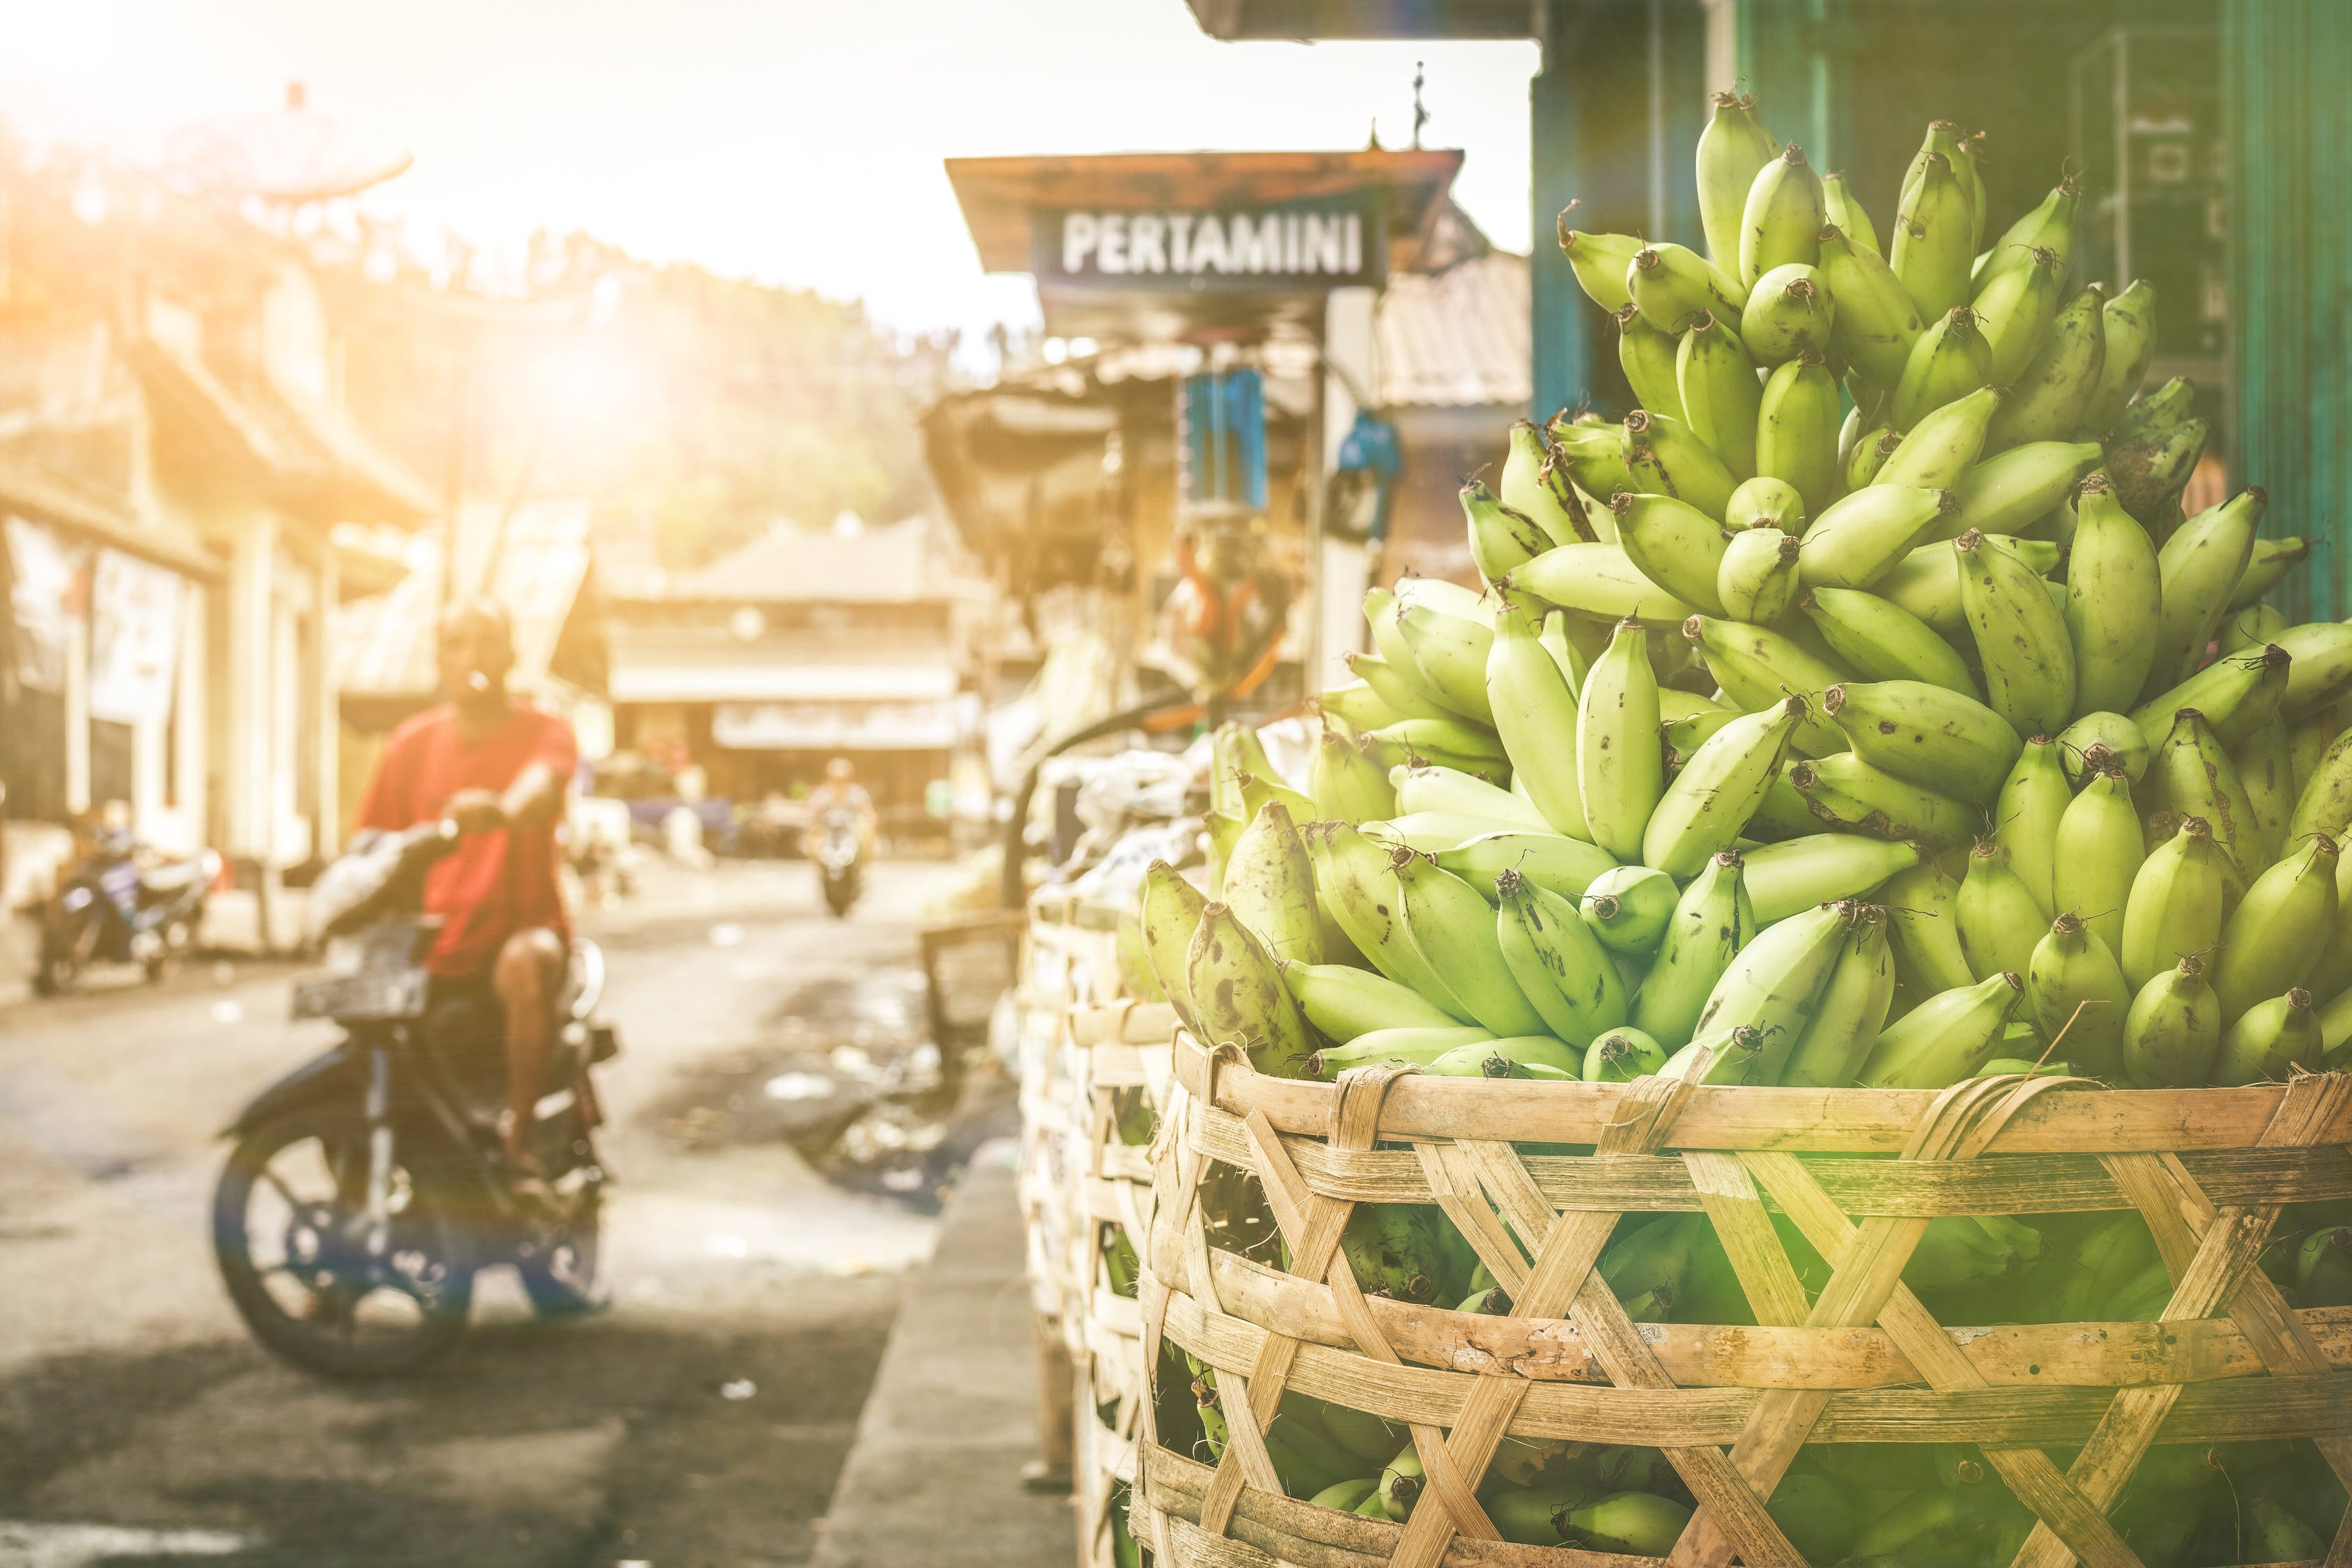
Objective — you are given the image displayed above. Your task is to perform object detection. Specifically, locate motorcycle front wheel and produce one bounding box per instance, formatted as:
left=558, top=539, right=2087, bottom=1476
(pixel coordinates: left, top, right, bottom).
left=518, top=1178, right=605, bottom=1319
left=33, top=912, right=94, bottom=996
left=213, top=1109, right=474, bottom=1378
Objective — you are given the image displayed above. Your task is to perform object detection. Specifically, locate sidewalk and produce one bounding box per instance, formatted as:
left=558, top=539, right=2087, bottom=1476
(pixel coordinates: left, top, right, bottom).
left=811, top=1135, right=1072, bottom=1567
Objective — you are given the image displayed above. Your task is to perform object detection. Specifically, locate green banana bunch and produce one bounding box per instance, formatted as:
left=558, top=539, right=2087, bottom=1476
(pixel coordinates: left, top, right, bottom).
left=1282, top=962, right=1463, bottom=1042
left=1484, top=598, right=1589, bottom=839
left=2142, top=709, right=2265, bottom=889
left=1142, top=861, right=1208, bottom=1033
left=1434, top=831, right=1616, bottom=905
left=1882, top=861, right=1977, bottom=996
left=2209, top=834, right=2337, bottom=1022
left=1955, top=528, right=2075, bottom=740
left=2229, top=535, right=2309, bottom=611
left=1677, top=311, right=1762, bottom=478
left=1309, top=1025, right=1496, bottom=1076
left=1781, top=904, right=1898, bottom=1087
left=1394, top=601, right=1498, bottom=725
left=1971, top=244, right=2063, bottom=384
left=1741, top=833, right=1922, bottom=924
left=1187, top=902, right=1317, bottom=1077
left=1803, top=587, right=1978, bottom=695
left=1891, top=150, right=1976, bottom=321
left=1817, top=222, right=1923, bottom=387
left=1461, top=480, right=1552, bottom=587
left=2132, top=642, right=2290, bottom=754
left=1494, top=868, right=1630, bottom=1046
left=1822, top=679, right=2019, bottom=804
left=2080, top=279, right=2158, bottom=436
left=1581, top=864, right=1680, bottom=953
left=2119, top=816, right=2230, bottom=989
left=1891, top=306, right=1992, bottom=429
left=1507, top=541, right=1700, bottom=626
left=1623, top=408, right=1739, bottom=521
left=1500, top=420, right=1590, bottom=548
left=1957, top=841, right=2046, bottom=983
left=1875, top=384, right=2001, bottom=493
left=2122, top=953, right=2222, bottom=1087
left=1390, top=848, right=1550, bottom=1037
left=1626, top=242, right=1746, bottom=335
left=1311, top=724, right=1397, bottom=822
left=2147, top=486, right=2265, bottom=691
left=2063, top=477, right=2163, bottom=714
left=2052, top=757, right=2145, bottom=960
left=1717, top=525, right=1802, bottom=624
left=1948, top=440, right=2104, bottom=538
left=2024, top=911, right=2130, bottom=1079
left=1696, top=91, right=1778, bottom=274
left=1796, top=485, right=1957, bottom=591
left=1690, top=896, right=1852, bottom=1068
left=1307, top=821, right=1466, bottom=1008
left=1822, top=169, right=1877, bottom=254
left=1224, top=801, right=1322, bottom=965
left=1994, top=735, right=2070, bottom=915
left=1791, top=754, right=1976, bottom=847
left=1643, top=697, right=1806, bottom=875
left=1576, top=618, right=1665, bottom=861
left=1613, top=492, right=1732, bottom=614
left=1739, top=144, right=1825, bottom=287
left=1755, top=352, right=1843, bottom=517
left=1741, top=263, right=1835, bottom=364
left=1988, top=284, right=2106, bottom=449
left=1856, top=970, right=2024, bottom=1088
left=2215, top=986, right=2321, bottom=1086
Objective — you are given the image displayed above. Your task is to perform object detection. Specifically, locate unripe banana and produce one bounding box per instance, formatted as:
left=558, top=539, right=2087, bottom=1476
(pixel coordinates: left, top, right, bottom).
left=1660, top=1024, right=1769, bottom=1084
left=2082, top=279, right=2158, bottom=436
left=2111, top=416, right=2210, bottom=528
left=1817, top=223, right=1923, bottom=388
left=1695, top=93, right=1778, bottom=275
left=1981, top=174, right=2083, bottom=289
left=1212, top=719, right=1277, bottom=817
left=1424, top=1036, right=1586, bottom=1079
left=1575, top=618, right=1665, bottom=861
left=1819, top=679, right=2017, bottom=804
left=1900, top=121, right=1985, bottom=252
left=1611, top=492, right=1731, bottom=614
left=2057, top=713, right=2151, bottom=784
left=1614, top=302, right=1685, bottom=423
left=1891, top=151, right=1975, bottom=322
left=2120, top=816, right=2231, bottom=988
left=2215, top=987, right=2322, bottom=1086
left=2025, top=912, right=2131, bottom=1079
left=1309, top=1025, right=1497, bottom=1077
left=1792, top=753, right=1977, bottom=847
left=1557, top=204, right=1644, bottom=314
left=1462, top=480, right=1552, bottom=587
left=1282, top=961, right=1464, bottom=1043
left=2231, top=721, right=2297, bottom=861
left=1625, top=243, right=1745, bottom=335
left=1753, top=353, right=1842, bottom=518
left=1393, top=603, right=1498, bottom=725
left=2142, top=709, right=2265, bottom=891
left=2230, top=535, right=2309, bottom=612
left=2132, top=642, right=2289, bottom=753
left=1717, top=525, right=1802, bottom=624
left=2052, top=759, right=2145, bottom=960
left=1739, top=144, right=1826, bottom=288
left=1821, top=169, right=1878, bottom=254
left=1891, top=307, right=1993, bottom=429
left=1874, top=530, right=2058, bottom=633
left=1631, top=852, right=1755, bottom=1047
left=1506, top=542, right=1699, bottom=627
left=1955, top=529, right=2075, bottom=739
left=1881, top=860, right=1976, bottom=995
left=1622, top=408, right=1738, bottom=521
left=1949, top=440, right=2105, bottom=538
left=1778, top=904, right=1897, bottom=1088
left=1873, top=384, right=2004, bottom=496
left=1188, top=902, right=1318, bottom=1077
left=2271, top=621, right=2352, bottom=722
left=1988, top=284, right=2107, bottom=449
left=1496, top=868, right=1629, bottom=1047
left=1675, top=312, right=1762, bottom=478
left=1644, top=696, right=1806, bottom=875
left=1740, top=834, right=1923, bottom=924
left=2210, top=835, right=2337, bottom=1024
left=1306, top=821, right=1467, bottom=1010
left=2115, top=375, right=2197, bottom=443
left=1540, top=607, right=1598, bottom=690
left=2122, top=953, right=2222, bottom=1088
left=1344, top=651, right=1451, bottom=725
left=1501, top=419, right=1589, bottom=549
left=1739, top=263, right=1835, bottom=366
left=1391, top=847, right=1551, bottom=1038
left=1317, top=679, right=1401, bottom=735
left=1725, top=475, right=1807, bottom=534
left=1971, top=244, right=2063, bottom=384
left=1375, top=811, right=1523, bottom=851
left=1580, top=864, right=1679, bottom=954
left=1364, top=718, right=1508, bottom=778
left=1564, top=1491, right=1694, bottom=1558
left=1392, top=762, right=1542, bottom=829
left=1691, top=898, right=1852, bottom=1073
left=1802, top=587, right=1978, bottom=695
left=2222, top=597, right=2289, bottom=652
left=2149, top=486, right=2266, bottom=691
left=1957, top=841, right=2046, bottom=983
left=1224, top=801, right=1323, bottom=964
left=1994, top=735, right=2070, bottom=914
left=2289, top=726, right=2352, bottom=845
left=1585, top=1025, right=1670, bottom=1081
left=1550, top=421, right=1638, bottom=512
left=1432, top=830, right=1617, bottom=906
left=1204, top=808, right=1243, bottom=893
left=1682, top=615, right=1852, bottom=753
left=2058, top=477, right=2164, bottom=714
left=1311, top=724, right=1397, bottom=822
left=1796, top=485, right=1957, bottom=591
left=1857, top=970, right=2023, bottom=1089
left=1484, top=597, right=1589, bottom=839
left=1142, top=860, right=1209, bottom=1033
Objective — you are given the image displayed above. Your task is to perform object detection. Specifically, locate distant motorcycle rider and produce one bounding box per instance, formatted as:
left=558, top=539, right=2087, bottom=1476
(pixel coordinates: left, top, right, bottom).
left=801, top=757, right=878, bottom=857
left=355, top=599, right=577, bottom=1181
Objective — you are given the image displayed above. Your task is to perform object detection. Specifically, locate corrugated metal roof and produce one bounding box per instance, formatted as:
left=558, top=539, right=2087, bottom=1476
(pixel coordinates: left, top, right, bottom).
left=601, top=515, right=981, bottom=605
left=1376, top=249, right=1530, bottom=409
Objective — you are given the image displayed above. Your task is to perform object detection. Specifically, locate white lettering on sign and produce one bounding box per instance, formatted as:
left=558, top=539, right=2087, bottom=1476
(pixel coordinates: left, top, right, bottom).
left=1063, top=211, right=1098, bottom=272
left=1169, top=214, right=1194, bottom=270
left=1130, top=213, right=1167, bottom=272
left=1052, top=209, right=1366, bottom=279
left=1189, top=214, right=1227, bottom=273
left=1099, top=213, right=1128, bottom=273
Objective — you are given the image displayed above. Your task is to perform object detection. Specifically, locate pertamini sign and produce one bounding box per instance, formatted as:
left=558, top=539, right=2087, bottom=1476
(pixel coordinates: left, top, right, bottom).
left=1031, top=199, right=1383, bottom=291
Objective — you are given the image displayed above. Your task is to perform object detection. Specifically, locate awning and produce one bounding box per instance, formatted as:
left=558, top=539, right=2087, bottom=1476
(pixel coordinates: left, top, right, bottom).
left=713, top=700, right=956, bottom=751
left=608, top=662, right=959, bottom=705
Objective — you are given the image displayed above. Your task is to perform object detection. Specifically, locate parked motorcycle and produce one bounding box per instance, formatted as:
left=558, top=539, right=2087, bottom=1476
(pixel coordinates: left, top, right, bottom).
left=815, top=803, right=863, bottom=917
left=34, top=823, right=220, bottom=994
left=210, top=820, right=617, bottom=1377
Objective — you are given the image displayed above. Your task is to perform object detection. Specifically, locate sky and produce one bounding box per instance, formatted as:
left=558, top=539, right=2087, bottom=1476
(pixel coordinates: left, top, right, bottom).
left=0, top=0, right=1539, bottom=346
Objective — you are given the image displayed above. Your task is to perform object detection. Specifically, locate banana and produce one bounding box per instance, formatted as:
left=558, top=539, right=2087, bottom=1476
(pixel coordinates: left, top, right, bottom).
left=2147, top=486, right=2266, bottom=690
left=1802, top=587, right=1978, bottom=695
left=1500, top=421, right=1586, bottom=548
left=1742, top=834, right=1921, bottom=924
left=1875, top=384, right=2003, bottom=493
left=1821, top=169, right=1877, bottom=254
left=2059, top=477, right=2165, bottom=714
left=1874, top=531, right=2059, bottom=634
left=1971, top=243, right=2063, bottom=384
left=1211, top=719, right=1275, bottom=817
left=1462, top=480, right=1553, bottom=587
left=1882, top=860, right=1977, bottom=995
left=1716, top=526, right=1803, bottom=624
left=1237, top=769, right=1322, bottom=829
left=1956, top=528, right=2075, bottom=740
left=1551, top=420, right=1638, bottom=512
left=1644, top=697, right=1806, bottom=875
left=1309, top=1026, right=1497, bottom=1076
left=1613, top=302, right=1686, bottom=423
left=1626, top=242, right=1745, bottom=335
left=2247, top=1500, right=2329, bottom=1565
left=1696, top=92, right=1778, bottom=272
left=1675, top=312, right=1762, bottom=477
left=1611, top=492, right=1731, bottom=614
left=1949, top=440, right=2105, bottom=538
left=1187, top=903, right=1318, bottom=1077
left=2229, top=535, right=2309, bottom=611
left=1891, top=151, right=1975, bottom=322
left=1374, top=811, right=1526, bottom=850
left=1857, top=970, right=2024, bottom=1087
left=1576, top=618, right=1665, bottom=861
left=1580, top=864, right=1680, bottom=954
left=2082, top=279, right=2158, bottom=436
left=1796, top=485, right=1957, bottom=591
left=2272, top=619, right=2352, bottom=723
left=2216, top=988, right=2323, bottom=1087
left=1981, top=173, right=2082, bottom=288
left=1434, top=831, right=1617, bottom=905
left=1307, top=1478, right=1382, bottom=1515
left=1585, top=1026, right=1670, bottom=1081
left=1224, top=801, right=1323, bottom=964
left=2122, top=954, right=2222, bottom=1087
left=2024, top=912, right=2131, bottom=1079
left=2231, top=721, right=2297, bottom=861
left=1394, top=603, right=1498, bottom=724
left=1345, top=651, right=1452, bottom=725
left=2210, top=835, right=2338, bottom=1024
left=1541, top=607, right=1598, bottom=690
left=2119, top=815, right=2231, bottom=988
left=1390, top=847, right=1551, bottom=1038
left=1957, top=841, right=2047, bottom=983
left=1558, top=212, right=1645, bottom=316
left=2058, top=712, right=2152, bottom=784
left=1507, top=541, right=1700, bottom=627
left=1739, top=145, right=1826, bottom=290
left=1739, top=263, right=1836, bottom=365
left=1307, top=822, right=1468, bottom=1010
left=1989, top=284, right=2107, bottom=449
left=1282, top=961, right=1463, bottom=1041
left=2222, top=604, right=2289, bottom=657
left=1204, top=808, right=1243, bottom=893
left=1629, top=853, right=1755, bottom=1047
left=1425, top=1036, right=1585, bottom=1079
left=1822, top=679, right=2020, bottom=802
left=1817, top=222, right=1924, bottom=388
left=1563, top=1492, right=1693, bottom=1558
left=1683, top=615, right=1852, bottom=753
left=1993, top=734, right=2069, bottom=914
left=2052, top=758, right=2145, bottom=960
left=1791, top=753, right=1977, bottom=847
left=1912, top=121, right=1987, bottom=248
left=1496, top=868, right=1629, bottom=1047
left=1311, top=725, right=1397, bottom=822
left=1905, top=1216, right=2029, bottom=1292
left=2142, top=709, right=2266, bottom=890
left=1690, top=897, right=1852, bottom=1069
left=1142, top=861, right=1209, bottom=1033
left=1317, top=679, right=1400, bottom=735
left=1753, top=353, right=1842, bottom=517
left=1622, top=408, right=1739, bottom=521
left=1482, top=599, right=1588, bottom=839
left=1781, top=904, right=1898, bottom=1087
left=1365, top=718, right=1509, bottom=777
left=2110, top=416, right=2211, bottom=527
left=1660, top=1024, right=1770, bottom=1084
left=2115, top=376, right=2196, bottom=444
left=2132, top=642, right=2290, bottom=753
left=2289, top=726, right=2352, bottom=845
left=1891, top=306, right=1992, bottom=429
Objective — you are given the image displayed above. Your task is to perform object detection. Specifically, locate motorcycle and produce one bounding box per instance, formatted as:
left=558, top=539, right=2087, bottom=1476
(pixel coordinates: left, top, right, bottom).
left=210, top=820, right=617, bottom=1377
left=815, top=804, right=863, bottom=917
left=35, top=824, right=220, bottom=994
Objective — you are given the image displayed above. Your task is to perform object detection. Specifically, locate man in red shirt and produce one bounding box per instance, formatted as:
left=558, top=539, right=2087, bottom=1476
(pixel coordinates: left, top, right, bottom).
left=357, top=599, right=578, bottom=1176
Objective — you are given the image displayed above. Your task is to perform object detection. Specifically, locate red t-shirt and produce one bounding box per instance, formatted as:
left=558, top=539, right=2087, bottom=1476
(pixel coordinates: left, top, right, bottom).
left=356, top=703, right=578, bottom=977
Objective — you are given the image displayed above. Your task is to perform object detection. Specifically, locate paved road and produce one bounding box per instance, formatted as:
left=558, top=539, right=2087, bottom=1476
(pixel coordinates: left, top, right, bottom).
left=0, top=861, right=978, bottom=1568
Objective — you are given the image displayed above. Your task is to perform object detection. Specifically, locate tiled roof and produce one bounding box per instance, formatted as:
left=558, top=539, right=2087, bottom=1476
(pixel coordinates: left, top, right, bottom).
left=1376, top=249, right=1530, bottom=409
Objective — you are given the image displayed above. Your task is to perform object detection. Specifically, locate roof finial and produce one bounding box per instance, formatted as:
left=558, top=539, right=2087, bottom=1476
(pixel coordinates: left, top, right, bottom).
left=1412, top=61, right=1429, bottom=150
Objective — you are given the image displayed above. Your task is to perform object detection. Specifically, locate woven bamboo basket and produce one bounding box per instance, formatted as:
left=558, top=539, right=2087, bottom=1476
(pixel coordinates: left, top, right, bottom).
left=1132, top=1029, right=2352, bottom=1568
